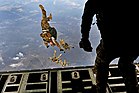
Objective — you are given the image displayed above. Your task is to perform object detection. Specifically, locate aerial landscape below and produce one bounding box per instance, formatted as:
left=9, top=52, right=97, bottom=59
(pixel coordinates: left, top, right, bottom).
left=0, top=0, right=138, bottom=72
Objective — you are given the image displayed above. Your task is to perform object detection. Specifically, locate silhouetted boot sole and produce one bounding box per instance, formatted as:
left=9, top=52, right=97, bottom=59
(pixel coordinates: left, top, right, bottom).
left=79, top=41, right=92, bottom=52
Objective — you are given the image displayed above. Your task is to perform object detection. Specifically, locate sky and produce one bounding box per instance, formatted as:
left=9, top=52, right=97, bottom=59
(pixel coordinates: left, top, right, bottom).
left=0, top=0, right=138, bottom=72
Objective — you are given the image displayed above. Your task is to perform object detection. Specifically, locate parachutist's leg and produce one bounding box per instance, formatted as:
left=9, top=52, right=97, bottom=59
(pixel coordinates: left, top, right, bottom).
left=118, top=56, right=139, bottom=93
left=51, top=37, right=64, bottom=52
left=95, top=40, right=116, bottom=93
left=44, top=41, right=49, bottom=48
left=56, top=41, right=65, bottom=52
left=51, top=37, right=57, bottom=45
left=71, top=45, right=74, bottom=48
left=57, top=54, right=62, bottom=59
left=53, top=50, right=56, bottom=58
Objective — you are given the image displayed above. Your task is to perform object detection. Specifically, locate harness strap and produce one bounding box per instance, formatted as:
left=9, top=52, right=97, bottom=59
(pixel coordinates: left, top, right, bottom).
left=42, top=29, right=49, bottom=32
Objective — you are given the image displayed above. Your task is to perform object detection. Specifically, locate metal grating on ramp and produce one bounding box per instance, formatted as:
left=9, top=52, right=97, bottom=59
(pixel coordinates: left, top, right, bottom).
left=0, top=64, right=139, bottom=93
left=0, top=67, right=97, bottom=93
left=0, top=71, right=49, bottom=93
left=51, top=68, right=97, bottom=93
left=107, top=64, right=139, bottom=93
left=108, top=65, right=126, bottom=93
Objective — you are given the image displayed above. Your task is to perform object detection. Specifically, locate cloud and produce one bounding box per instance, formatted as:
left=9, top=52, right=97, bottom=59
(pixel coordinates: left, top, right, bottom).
left=0, top=5, right=12, bottom=11
left=16, top=52, right=24, bottom=57
left=65, top=1, right=80, bottom=7
left=12, top=52, right=24, bottom=60
left=53, top=0, right=56, bottom=5
left=33, top=0, right=38, bottom=2
left=0, top=26, right=6, bottom=29
left=22, top=44, right=29, bottom=48
left=16, top=8, right=23, bottom=12
left=0, top=55, right=4, bottom=62
left=31, top=0, right=39, bottom=2
left=13, top=57, right=20, bottom=60
left=54, top=0, right=81, bottom=8
left=0, top=53, right=4, bottom=65
left=29, top=10, right=39, bottom=14
left=9, top=62, right=23, bottom=68
left=0, top=4, right=23, bottom=12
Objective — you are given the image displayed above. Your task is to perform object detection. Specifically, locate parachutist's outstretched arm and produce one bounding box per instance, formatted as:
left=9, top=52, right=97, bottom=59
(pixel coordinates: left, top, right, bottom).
left=39, top=4, right=46, bottom=19
left=39, top=4, right=50, bottom=30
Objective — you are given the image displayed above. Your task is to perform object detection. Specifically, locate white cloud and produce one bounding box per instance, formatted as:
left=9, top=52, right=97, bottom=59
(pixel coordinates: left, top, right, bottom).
left=0, top=4, right=22, bottom=12
left=0, top=5, right=12, bottom=11
left=29, top=10, right=39, bottom=15
left=0, top=55, right=3, bottom=62
left=9, top=62, right=23, bottom=68
left=0, top=26, right=6, bottom=29
left=0, top=50, right=3, bottom=62
left=53, top=0, right=56, bottom=5
left=16, top=52, right=24, bottom=57
left=16, top=8, right=23, bottom=12
left=13, top=57, right=20, bottom=60
left=55, top=0, right=81, bottom=8
left=31, top=0, right=39, bottom=2
left=22, top=44, right=29, bottom=48
left=0, top=42, right=6, bottom=46
left=0, top=52, right=4, bottom=65
left=12, top=52, right=24, bottom=60
left=66, top=1, right=80, bottom=7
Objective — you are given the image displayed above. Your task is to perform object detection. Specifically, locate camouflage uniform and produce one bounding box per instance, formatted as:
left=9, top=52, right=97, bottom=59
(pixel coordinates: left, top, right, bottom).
left=94, top=40, right=139, bottom=93
left=80, top=0, right=139, bottom=93
left=39, top=4, right=64, bottom=51
left=49, top=27, right=57, bottom=40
